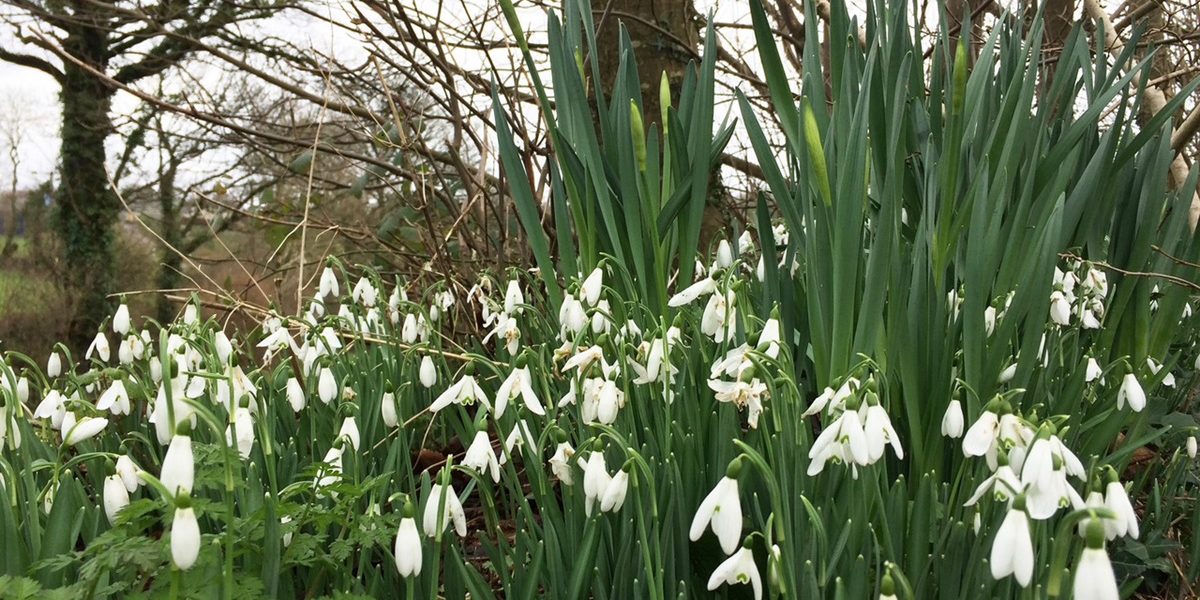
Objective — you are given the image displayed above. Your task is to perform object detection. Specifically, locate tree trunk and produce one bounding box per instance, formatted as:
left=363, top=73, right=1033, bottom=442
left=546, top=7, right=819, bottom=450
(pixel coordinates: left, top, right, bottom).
left=56, top=15, right=117, bottom=349
left=156, top=157, right=182, bottom=323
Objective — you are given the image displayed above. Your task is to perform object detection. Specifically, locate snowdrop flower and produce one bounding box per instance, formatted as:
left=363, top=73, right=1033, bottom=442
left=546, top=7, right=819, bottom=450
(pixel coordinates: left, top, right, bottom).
left=484, top=313, right=522, bottom=355
left=316, top=446, right=343, bottom=492
left=1188, top=436, right=1197, bottom=459
left=709, top=378, right=768, bottom=429
left=737, top=230, right=755, bottom=254
left=352, top=277, right=378, bottom=307
left=499, top=420, right=536, bottom=466
left=381, top=391, right=399, bottom=428
left=558, top=295, right=588, bottom=338
left=808, top=407, right=869, bottom=475
left=965, top=455, right=1023, bottom=507
left=86, top=332, right=110, bottom=363
left=997, top=362, right=1017, bottom=383
left=862, top=401, right=904, bottom=462
left=317, top=367, right=337, bottom=404
left=286, top=377, right=305, bottom=412
left=102, top=473, right=129, bottom=525
left=463, top=430, right=501, bottom=483
left=225, top=407, right=256, bottom=459
left=1103, top=473, right=1138, bottom=540
left=668, top=276, right=717, bottom=307
left=1085, top=358, right=1103, bottom=383
left=689, top=469, right=743, bottom=554
left=983, top=306, right=998, bottom=336
left=419, top=356, right=437, bottom=388
left=423, top=483, right=467, bottom=538
left=942, top=399, right=964, bottom=438
left=171, top=505, right=201, bottom=570
left=962, top=408, right=1001, bottom=459
left=46, top=352, right=61, bottom=378
left=495, top=366, right=544, bottom=418
left=713, top=239, right=734, bottom=270
left=318, top=266, right=339, bottom=299
left=1074, top=521, right=1119, bottom=600
left=803, top=376, right=859, bottom=417
left=1049, top=290, right=1071, bottom=326
left=96, top=380, right=130, bottom=416
left=600, top=467, right=630, bottom=512
left=990, top=497, right=1034, bottom=586
left=33, top=389, right=66, bottom=428
left=394, top=510, right=422, bottom=577
left=401, top=314, right=419, bottom=343
left=116, top=455, right=140, bottom=493
left=549, top=440, right=575, bottom=485
left=581, top=267, right=604, bottom=306
left=757, top=315, right=781, bottom=359
left=62, top=412, right=108, bottom=446
left=183, top=303, right=199, bottom=325
left=581, top=451, right=612, bottom=516
left=700, top=289, right=737, bottom=343
left=1146, top=357, right=1175, bottom=388
left=503, top=278, right=524, bottom=315
left=1021, top=430, right=1085, bottom=520
left=430, top=371, right=490, bottom=413
left=1117, top=372, right=1145, bottom=412
left=112, top=304, right=131, bottom=335
left=706, top=544, right=762, bottom=600
left=161, top=434, right=195, bottom=497
left=214, top=331, right=233, bottom=364
left=337, top=417, right=360, bottom=452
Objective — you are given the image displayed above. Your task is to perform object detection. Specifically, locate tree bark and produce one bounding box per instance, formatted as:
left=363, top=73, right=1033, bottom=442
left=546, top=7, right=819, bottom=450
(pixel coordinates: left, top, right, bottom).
left=56, top=12, right=118, bottom=348
left=156, top=155, right=182, bottom=323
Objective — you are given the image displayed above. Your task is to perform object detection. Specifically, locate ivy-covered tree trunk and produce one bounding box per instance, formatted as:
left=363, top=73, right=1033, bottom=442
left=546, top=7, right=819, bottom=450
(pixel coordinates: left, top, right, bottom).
left=56, top=17, right=117, bottom=348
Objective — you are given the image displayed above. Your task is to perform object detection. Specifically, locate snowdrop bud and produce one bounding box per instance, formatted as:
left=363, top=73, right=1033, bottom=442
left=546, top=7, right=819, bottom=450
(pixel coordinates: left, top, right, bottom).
left=1188, top=436, right=1197, bottom=459
left=286, top=377, right=306, bottom=412
left=318, top=368, right=337, bottom=404
left=87, top=332, right=111, bottom=363
left=115, top=455, right=140, bottom=493
left=63, top=413, right=108, bottom=446
left=183, top=303, right=198, bottom=325
left=879, top=572, right=897, bottom=600
left=714, top=239, right=734, bottom=269
left=214, top=331, right=233, bottom=364
left=103, top=474, right=129, bottom=525
left=381, top=391, right=399, bottom=428
left=319, top=266, right=339, bottom=299
left=47, top=352, right=61, bottom=378
left=113, top=304, right=131, bottom=335
left=161, top=434, right=195, bottom=497
left=941, top=400, right=964, bottom=438
left=118, top=339, right=134, bottom=365
left=171, top=505, right=201, bottom=570
left=338, top=417, right=360, bottom=452
left=419, top=356, right=437, bottom=388
left=394, top=508, right=422, bottom=577
left=150, top=357, right=162, bottom=382
left=15, top=376, right=28, bottom=403
left=581, top=267, right=604, bottom=307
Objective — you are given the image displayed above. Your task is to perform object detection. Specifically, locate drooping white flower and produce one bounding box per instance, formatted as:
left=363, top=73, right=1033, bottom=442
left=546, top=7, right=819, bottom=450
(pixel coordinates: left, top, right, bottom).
left=706, top=545, right=762, bottom=600
left=709, top=378, right=768, bottom=428
left=990, top=501, right=1034, bottom=586
left=430, top=373, right=490, bottom=413
left=964, top=462, right=1023, bottom=506
left=161, top=434, right=195, bottom=497
left=803, top=377, right=859, bottom=417
left=495, top=366, right=544, bottom=418
left=96, top=380, right=131, bottom=416
left=549, top=441, right=575, bottom=485
left=503, top=278, right=524, bottom=315
left=1117, top=372, right=1145, bottom=412
left=214, top=331, right=233, bottom=364
left=1074, top=522, right=1119, bottom=600
left=668, top=277, right=717, bottom=307
left=1146, top=357, right=1175, bottom=388
left=225, top=407, right=256, bottom=459
left=689, top=476, right=742, bottom=555
left=863, top=403, right=904, bottom=462
left=962, top=410, right=1000, bottom=458
left=581, top=451, right=612, bottom=516
left=1188, top=436, right=1198, bottom=459
left=1049, top=291, right=1071, bottom=326
left=422, top=483, right=467, bottom=538
left=600, top=468, right=630, bottom=513
left=102, top=474, right=130, bottom=525
left=317, top=367, right=338, bottom=404
left=463, top=430, right=501, bottom=483
left=700, top=289, right=737, bottom=343
left=419, top=356, right=437, bottom=388
left=115, top=455, right=140, bottom=493
left=286, top=377, right=306, bottom=412
left=1085, top=358, right=1103, bottom=383
left=1104, top=479, right=1139, bottom=540
left=499, top=420, right=536, bottom=466
left=394, top=516, right=422, bottom=577
left=171, top=506, right=201, bottom=570
left=381, top=391, right=399, bottom=428
left=113, top=304, right=131, bottom=335
left=61, top=412, right=108, bottom=446
left=581, top=267, right=604, bottom=307
left=808, top=408, right=869, bottom=475
left=942, top=400, right=964, bottom=438
left=337, top=417, right=360, bottom=452
left=183, top=303, right=199, bottom=325
left=86, top=332, right=111, bottom=363
left=1021, top=433, right=1085, bottom=520
left=318, top=266, right=340, bottom=299
left=47, top=351, right=61, bottom=378
left=352, top=277, right=378, bottom=307
left=713, top=240, right=734, bottom=270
